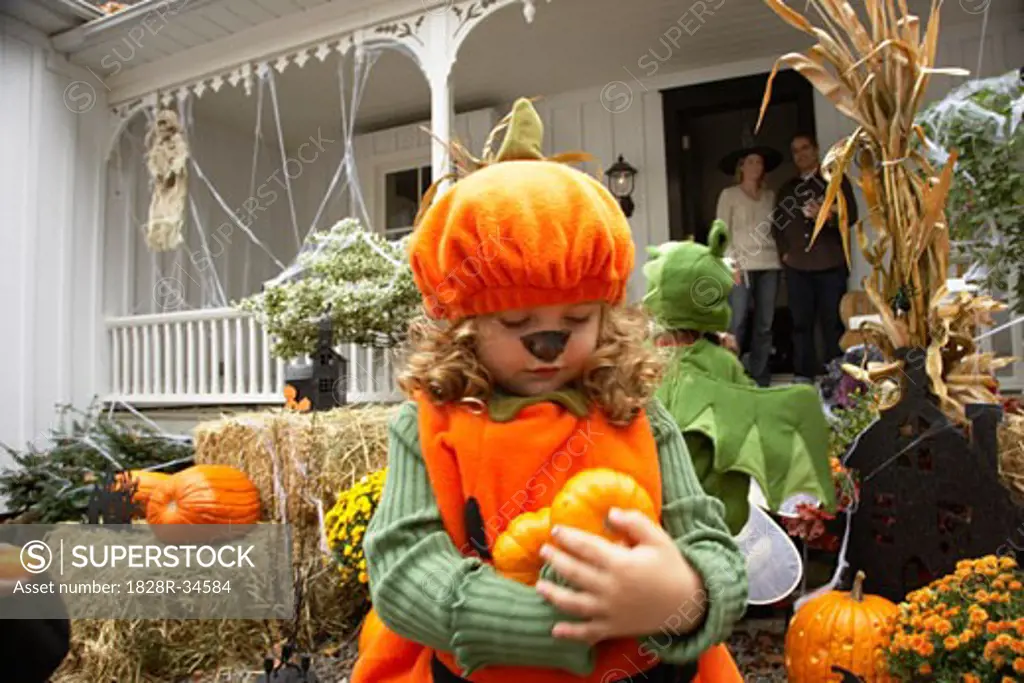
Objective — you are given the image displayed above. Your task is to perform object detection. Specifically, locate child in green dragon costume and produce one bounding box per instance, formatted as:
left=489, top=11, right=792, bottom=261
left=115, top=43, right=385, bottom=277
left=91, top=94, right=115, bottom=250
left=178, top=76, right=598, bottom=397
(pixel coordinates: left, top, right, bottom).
left=643, top=220, right=836, bottom=536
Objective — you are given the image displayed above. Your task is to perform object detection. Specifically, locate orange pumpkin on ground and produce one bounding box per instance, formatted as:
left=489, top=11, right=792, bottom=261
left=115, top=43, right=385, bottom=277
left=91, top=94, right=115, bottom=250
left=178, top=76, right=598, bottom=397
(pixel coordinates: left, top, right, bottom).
left=550, top=468, right=658, bottom=544
left=492, top=508, right=551, bottom=585
left=114, top=469, right=171, bottom=517
left=147, top=464, right=261, bottom=543
left=785, top=570, right=899, bottom=683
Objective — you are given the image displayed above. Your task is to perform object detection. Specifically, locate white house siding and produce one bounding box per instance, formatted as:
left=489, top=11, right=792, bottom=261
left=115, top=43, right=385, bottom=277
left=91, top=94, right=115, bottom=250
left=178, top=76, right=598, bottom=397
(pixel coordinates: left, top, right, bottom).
left=0, top=16, right=108, bottom=494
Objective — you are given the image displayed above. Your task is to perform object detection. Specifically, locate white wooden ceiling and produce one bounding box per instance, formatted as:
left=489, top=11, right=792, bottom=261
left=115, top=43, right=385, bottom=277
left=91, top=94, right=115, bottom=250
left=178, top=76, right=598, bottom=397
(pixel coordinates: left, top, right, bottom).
left=57, top=0, right=1014, bottom=146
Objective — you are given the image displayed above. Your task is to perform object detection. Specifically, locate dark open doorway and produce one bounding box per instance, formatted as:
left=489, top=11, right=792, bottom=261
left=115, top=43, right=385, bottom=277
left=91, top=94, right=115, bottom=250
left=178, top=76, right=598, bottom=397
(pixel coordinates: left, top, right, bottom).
left=661, top=70, right=816, bottom=378
left=662, top=69, right=816, bottom=242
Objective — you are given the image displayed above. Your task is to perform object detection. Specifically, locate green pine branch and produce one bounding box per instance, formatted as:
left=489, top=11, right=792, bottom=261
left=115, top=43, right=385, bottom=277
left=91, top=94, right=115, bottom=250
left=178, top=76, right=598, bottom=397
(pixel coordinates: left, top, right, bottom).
left=0, top=402, right=193, bottom=523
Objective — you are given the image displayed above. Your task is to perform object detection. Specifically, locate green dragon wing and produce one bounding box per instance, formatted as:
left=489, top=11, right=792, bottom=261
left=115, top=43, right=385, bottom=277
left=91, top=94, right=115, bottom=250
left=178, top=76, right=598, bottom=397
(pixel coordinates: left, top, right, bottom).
left=658, top=356, right=836, bottom=528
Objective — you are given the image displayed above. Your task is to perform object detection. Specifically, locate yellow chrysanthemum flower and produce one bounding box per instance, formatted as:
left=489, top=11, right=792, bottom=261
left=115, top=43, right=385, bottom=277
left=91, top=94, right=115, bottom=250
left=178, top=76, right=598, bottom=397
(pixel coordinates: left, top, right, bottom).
left=324, top=467, right=388, bottom=583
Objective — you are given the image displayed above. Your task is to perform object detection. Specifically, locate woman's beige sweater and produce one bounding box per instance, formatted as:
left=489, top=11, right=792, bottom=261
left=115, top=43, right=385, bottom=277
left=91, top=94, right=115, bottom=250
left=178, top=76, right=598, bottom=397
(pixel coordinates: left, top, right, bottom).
left=715, top=185, right=780, bottom=272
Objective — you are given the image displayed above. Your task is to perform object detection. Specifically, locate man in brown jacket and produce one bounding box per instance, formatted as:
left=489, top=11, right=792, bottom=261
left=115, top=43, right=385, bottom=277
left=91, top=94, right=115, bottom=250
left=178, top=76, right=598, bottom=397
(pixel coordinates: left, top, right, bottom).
left=772, top=132, right=858, bottom=382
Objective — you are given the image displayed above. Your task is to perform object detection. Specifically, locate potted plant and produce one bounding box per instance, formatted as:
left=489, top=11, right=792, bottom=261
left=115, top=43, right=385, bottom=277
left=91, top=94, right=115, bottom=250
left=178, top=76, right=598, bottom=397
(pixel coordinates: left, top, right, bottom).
left=884, top=554, right=1024, bottom=682
left=237, top=217, right=421, bottom=363
left=784, top=357, right=878, bottom=588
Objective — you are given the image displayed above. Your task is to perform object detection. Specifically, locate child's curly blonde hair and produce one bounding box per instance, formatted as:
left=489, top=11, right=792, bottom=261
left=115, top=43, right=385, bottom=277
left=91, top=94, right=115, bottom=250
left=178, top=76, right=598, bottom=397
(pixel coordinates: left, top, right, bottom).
left=397, top=304, right=664, bottom=426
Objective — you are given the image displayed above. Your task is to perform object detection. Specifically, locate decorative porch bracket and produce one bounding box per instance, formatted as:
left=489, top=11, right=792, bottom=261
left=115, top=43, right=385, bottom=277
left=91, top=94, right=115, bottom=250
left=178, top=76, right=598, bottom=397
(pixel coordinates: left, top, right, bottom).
left=357, top=0, right=551, bottom=195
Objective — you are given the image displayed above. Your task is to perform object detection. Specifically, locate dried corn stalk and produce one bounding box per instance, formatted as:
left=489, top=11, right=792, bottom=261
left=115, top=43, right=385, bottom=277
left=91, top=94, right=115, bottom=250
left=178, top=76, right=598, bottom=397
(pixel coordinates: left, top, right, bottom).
left=758, top=0, right=1016, bottom=425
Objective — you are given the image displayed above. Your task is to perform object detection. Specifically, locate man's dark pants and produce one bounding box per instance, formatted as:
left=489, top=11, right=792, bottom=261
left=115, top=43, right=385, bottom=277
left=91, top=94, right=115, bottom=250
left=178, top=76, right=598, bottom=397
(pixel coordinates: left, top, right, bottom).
left=785, top=265, right=848, bottom=380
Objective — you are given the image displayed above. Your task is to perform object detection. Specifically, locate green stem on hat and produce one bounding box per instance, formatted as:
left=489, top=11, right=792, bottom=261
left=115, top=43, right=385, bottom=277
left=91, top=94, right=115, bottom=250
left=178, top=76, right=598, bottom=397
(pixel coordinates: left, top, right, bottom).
left=494, top=98, right=545, bottom=162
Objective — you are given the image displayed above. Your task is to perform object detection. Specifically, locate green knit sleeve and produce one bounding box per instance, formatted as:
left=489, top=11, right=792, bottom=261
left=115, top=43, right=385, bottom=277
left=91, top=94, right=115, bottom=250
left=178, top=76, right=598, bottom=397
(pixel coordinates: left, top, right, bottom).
left=362, top=402, right=595, bottom=677
left=641, top=398, right=748, bottom=664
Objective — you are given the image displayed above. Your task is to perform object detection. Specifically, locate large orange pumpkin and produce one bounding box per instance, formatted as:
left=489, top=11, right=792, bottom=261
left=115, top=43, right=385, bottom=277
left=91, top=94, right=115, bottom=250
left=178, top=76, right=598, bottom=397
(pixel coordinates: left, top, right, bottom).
left=492, top=508, right=551, bottom=585
left=114, top=469, right=171, bottom=517
left=147, top=465, right=261, bottom=543
left=550, top=468, right=657, bottom=544
left=785, top=570, right=899, bottom=683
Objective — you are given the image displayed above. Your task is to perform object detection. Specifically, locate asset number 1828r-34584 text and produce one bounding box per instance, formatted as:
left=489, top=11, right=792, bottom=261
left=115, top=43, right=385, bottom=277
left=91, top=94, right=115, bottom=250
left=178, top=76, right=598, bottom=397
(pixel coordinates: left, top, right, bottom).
left=125, top=579, right=231, bottom=594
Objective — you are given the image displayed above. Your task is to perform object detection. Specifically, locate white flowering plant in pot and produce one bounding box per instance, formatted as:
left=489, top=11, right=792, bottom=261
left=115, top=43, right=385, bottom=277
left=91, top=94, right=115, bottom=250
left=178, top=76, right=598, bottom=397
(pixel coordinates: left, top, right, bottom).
left=237, top=218, right=421, bottom=361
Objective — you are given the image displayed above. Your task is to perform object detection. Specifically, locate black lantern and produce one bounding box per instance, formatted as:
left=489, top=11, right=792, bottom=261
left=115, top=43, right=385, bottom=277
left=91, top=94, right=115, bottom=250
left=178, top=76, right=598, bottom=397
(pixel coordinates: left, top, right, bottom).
left=604, top=154, right=637, bottom=218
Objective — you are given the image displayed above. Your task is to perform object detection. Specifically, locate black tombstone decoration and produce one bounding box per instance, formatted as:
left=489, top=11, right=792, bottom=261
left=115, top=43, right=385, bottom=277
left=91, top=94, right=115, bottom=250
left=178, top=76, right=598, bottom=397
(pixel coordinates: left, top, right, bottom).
left=845, top=347, right=1024, bottom=603
left=255, top=644, right=319, bottom=683
left=284, top=314, right=348, bottom=411
left=84, top=470, right=140, bottom=524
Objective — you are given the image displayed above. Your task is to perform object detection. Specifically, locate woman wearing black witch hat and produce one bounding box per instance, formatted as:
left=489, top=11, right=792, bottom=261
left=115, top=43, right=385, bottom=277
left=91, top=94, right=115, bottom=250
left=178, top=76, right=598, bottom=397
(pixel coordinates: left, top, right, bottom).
left=714, top=133, right=783, bottom=387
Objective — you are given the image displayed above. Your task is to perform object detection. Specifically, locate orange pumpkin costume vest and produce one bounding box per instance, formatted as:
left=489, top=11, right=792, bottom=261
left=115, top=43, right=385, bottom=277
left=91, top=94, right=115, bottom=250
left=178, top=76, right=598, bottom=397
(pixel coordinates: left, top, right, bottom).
left=351, top=394, right=742, bottom=683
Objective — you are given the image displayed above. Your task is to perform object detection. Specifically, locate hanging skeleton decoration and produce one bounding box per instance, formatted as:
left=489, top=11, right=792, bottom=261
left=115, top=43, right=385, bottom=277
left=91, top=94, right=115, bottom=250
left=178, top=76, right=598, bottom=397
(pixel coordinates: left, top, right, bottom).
left=144, top=109, right=190, bottom=252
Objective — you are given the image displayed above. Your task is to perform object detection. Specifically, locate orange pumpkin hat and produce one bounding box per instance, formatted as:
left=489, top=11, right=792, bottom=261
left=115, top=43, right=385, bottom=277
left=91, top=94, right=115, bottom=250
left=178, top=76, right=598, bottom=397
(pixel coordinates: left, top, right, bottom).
left=408, top=98, right=635, bottom=321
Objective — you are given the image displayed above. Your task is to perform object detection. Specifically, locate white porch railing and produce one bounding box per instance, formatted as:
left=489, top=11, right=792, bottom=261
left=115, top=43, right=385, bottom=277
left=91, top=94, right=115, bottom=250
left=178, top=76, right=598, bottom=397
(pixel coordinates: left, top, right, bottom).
left=104, top=308, right=401, bottom=406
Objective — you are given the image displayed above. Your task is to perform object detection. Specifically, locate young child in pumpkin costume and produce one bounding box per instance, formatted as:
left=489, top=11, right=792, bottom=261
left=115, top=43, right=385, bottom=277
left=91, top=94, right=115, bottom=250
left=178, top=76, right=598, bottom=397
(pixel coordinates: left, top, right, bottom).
left=351, top=99, right=747, bottom=683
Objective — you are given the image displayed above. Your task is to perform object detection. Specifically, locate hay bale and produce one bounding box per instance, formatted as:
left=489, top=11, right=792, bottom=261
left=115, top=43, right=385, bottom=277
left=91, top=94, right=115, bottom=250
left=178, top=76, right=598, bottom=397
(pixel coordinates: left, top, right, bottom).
left=53, top=405, right=399, bottom=683
left=192, top=403, right=398, bottom=640
left=193, top=405, right=397, bottom=529
left=51, top=525, right=358, bottom=683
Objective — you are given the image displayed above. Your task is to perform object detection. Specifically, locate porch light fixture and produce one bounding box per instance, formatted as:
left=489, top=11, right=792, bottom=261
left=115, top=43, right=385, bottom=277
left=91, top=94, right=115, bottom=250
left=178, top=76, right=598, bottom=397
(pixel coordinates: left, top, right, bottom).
left=605, top=155, right=637, bottom=218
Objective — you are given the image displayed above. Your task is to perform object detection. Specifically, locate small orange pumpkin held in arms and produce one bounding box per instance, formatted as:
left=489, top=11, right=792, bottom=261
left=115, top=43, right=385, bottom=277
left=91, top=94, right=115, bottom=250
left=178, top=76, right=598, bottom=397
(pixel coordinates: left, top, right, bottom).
left=785, top=570, right=899, bottom=683
left=147, top=464, right=261, bottom=543
left=114, top=469, right=171, bottom=518
left=492, top=508, right=552, bottom=585
left=550, top=468, right=658, bottom=544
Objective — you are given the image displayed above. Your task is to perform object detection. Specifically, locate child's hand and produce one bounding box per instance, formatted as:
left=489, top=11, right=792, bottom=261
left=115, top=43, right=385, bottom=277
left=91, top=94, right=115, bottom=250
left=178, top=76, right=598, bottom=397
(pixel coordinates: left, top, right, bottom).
left=719, top=333, right=739, bottom=355
left=535, top=508, right=707, bottom=645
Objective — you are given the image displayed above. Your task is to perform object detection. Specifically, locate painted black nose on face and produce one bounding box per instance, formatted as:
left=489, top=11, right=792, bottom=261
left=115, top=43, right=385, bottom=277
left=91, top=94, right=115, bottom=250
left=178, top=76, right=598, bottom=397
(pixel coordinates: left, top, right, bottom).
left=520, top=330, right=571, bottom=363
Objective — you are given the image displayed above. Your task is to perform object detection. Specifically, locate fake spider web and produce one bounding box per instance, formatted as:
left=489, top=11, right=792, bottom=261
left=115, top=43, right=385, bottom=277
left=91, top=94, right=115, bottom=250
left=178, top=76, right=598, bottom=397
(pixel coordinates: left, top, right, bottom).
left=115, top=44, right=413, bottom=321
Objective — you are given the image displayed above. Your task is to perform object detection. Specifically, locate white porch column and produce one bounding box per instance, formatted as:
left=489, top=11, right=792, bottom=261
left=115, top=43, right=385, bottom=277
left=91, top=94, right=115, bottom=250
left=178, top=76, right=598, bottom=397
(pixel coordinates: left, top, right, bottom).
left=384, top=1, right=551, bottom=197
left=427, top=65, right=453, bottom=191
